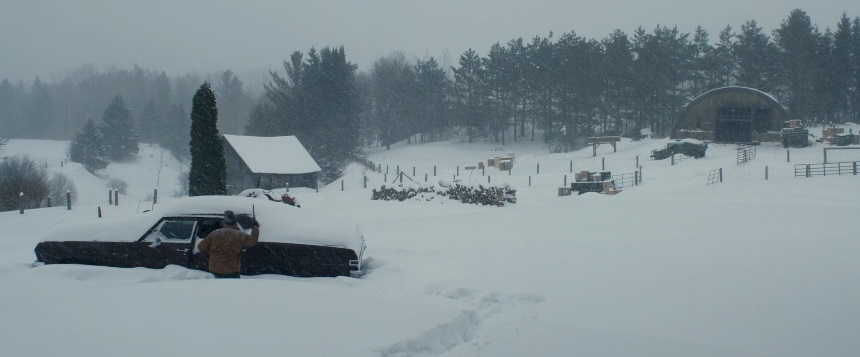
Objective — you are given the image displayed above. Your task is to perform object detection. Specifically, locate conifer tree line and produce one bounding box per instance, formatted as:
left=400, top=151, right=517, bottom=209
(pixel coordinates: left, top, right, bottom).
left=352, top=9, right=860, bottom=152
left=0, top=65, right=253, bottom=160
left=1, top=8, right=859, bottom=181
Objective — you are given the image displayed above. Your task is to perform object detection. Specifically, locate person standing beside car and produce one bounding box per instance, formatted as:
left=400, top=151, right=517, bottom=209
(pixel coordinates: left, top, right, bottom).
left=197, top=210, right=260, bottom=279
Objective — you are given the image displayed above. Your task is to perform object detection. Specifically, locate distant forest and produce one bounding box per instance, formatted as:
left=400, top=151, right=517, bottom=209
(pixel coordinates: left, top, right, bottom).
left=1, top=8, right=859, bottom=179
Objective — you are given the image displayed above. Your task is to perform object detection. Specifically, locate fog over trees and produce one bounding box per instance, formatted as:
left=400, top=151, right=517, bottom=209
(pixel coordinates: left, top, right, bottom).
left=1, top=8, right=859, bottom=181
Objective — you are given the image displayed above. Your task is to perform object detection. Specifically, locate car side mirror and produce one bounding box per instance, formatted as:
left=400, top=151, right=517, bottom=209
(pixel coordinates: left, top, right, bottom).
left=149, top=237, right=162, bottom=248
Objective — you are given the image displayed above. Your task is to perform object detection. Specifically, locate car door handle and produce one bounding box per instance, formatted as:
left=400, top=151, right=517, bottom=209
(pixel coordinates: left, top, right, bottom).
left=176, top=248, right=189, bottom=253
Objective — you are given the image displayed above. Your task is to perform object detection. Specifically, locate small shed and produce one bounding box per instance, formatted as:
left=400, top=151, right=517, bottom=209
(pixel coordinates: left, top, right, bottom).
left=222, top=135, right=321, bottom=194
left=672, top=87, right=789, bottom=143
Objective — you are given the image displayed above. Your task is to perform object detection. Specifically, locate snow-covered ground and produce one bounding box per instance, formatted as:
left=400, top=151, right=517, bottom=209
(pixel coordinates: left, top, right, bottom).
left=1, top=127, right=859, bottom=357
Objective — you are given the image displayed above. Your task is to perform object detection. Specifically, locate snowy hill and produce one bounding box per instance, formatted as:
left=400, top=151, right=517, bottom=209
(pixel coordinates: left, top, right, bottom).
left=1, top=130, right=859, bottom=357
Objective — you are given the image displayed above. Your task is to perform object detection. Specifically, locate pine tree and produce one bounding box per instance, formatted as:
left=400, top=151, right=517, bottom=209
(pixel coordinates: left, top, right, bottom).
left=99, top=95, right=140, bottom=161
left=735, top=20, right=778, bottom=92
left=775, top=9, right=821, bottom=123
left=69, top=119, right=108, bottom=172
left=832, top=14, right=854, bottom=121
left=159, top=104, right=190, bottom=160
left=188, top=83, right=226, bottom=196
left=453, top=48, right=488, bottom=143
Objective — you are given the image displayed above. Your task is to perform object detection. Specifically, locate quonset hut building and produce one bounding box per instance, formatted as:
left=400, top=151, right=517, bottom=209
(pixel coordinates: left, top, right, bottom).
left=671, top=87, right=789, bottom=143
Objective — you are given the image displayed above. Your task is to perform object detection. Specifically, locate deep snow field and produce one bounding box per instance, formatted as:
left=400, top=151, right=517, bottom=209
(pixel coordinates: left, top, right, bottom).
left=1, top=127, right=859, bottom=357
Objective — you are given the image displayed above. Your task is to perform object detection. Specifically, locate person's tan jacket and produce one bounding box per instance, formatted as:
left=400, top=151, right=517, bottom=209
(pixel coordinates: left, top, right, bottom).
left=198, top=226, right=260, bottom=274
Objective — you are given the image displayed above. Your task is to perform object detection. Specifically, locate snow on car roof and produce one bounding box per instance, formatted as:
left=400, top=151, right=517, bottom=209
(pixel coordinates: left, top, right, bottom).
left=41, top=196, right=364, bottom=255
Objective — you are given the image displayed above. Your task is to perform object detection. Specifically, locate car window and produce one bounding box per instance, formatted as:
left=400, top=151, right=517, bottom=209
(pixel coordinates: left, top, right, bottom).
left=143, top=218, right=197, bottom=242
left=196, top=219, right=222, bottom=238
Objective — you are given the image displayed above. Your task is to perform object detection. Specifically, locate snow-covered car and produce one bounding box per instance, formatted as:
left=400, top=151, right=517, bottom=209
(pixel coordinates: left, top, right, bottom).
left=34, top=196, right=366, bottom=277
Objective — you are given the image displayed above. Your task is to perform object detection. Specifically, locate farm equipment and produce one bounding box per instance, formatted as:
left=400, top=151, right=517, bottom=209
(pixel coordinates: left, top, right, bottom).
left=780, top=127, right=810, bottom=148
left=650, top=140, right=708, bottom=160
left=569, top=171, right=620, bottom=195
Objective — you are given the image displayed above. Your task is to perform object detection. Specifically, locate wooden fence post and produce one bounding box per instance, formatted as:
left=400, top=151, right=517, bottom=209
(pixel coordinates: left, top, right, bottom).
left=66, top=190, right=72, bottom=210
left=569, top=160, right=573, bottom=173
left=457, top=166, right=459, bottom=176
left=341, top=180, right=344, bottom=191
left=537, top=163, right=540, bottom=174
left=635, top=170, right=639, bottom=185
left=636, top=156, right=639, bottom=168
left=98, top=206, right=102, bottom=218
left=413, top=167, right=416, bottom=176
left=363, top=176, right=367, bottom=188
left=114, top=190, right=119, bottom=206
left=19, top=192, right=24, bottom=214
left=434, top=165, right=437, bottom=176
left=719, top=168, right=723, bottom=182
left=564, top=175, right=567, bottom=186
left=488, top=175, right=491, bottom=183
left=786, top=150, right=790, bottom=162
left=602, top=158, right=605, bottom=170
left=153, top=189, right=158, bottom=204
left=806, top=164, right=810, bottom=178
left=425, top=173, right=428, bottom=182
left=109, top=190, right=113, bottom=205
left=529, top=176, right=531, bottom=186
left=765, top=166, right=769, bottom=180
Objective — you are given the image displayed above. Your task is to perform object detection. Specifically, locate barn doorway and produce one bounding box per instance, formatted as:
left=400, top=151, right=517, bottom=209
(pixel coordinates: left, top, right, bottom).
left=715, top=107, right=753, bottom=142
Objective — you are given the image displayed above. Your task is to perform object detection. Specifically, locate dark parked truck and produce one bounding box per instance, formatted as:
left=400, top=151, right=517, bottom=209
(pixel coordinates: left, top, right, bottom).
left=780, top=127, right=810, bottom=148
left=34, top=196, right=367, bottom=277
left=651, top=140, right=708, bottom=160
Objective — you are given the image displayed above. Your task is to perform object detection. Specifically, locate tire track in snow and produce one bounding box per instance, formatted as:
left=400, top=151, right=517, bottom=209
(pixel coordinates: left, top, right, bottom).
left=377, top=288, right=545, bottom=357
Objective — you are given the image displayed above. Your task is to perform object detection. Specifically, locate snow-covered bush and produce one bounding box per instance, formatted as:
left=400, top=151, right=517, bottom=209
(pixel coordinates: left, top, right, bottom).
left=46, top=172, right=77, bottom=207
left=108, top=178, right=128, bottom=194
left=371, top=181, right=516, bottom=206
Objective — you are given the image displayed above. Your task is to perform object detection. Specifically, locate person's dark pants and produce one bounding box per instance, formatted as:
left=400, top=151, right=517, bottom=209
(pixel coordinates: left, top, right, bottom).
left=212, top=272, right=241, bottom=279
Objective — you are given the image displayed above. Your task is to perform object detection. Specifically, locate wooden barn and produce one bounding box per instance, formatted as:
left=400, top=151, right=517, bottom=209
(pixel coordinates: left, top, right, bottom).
left=222, top=135, right=321, bottom=195
left=671, top=87, right=789, bottom=143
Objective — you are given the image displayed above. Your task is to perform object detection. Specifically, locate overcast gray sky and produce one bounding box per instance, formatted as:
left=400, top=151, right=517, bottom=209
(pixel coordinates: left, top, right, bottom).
left=1, top=0, right=858, bottom=83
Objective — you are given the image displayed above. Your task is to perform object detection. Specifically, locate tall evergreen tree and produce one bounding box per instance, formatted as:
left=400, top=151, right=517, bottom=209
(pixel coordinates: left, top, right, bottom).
left=832, top=14, right=854, bottom=120
left=713, top=25, right=737, bottom=87
left=138, top=99, right=161, bottom=143
left=603, top=30, right=635, bottom=135
left=27, top=77, right=55, bottom=139
left=735, top=20, right=778, bottom=92
left=371, top=52, right=417, bottom=149
left=852, top=17, right=860, bottom=121
left=453, top=48, right=488, bottom=143
left=160, top=103, right=190, bottom=160
left=775, top=9, right=821, bottom=122
left=215, top=70, right=252, bottom=135
left=99, top=95, right=140, bottom=161
left=69, top=119, right=108, bottom=172
left=414, top=57, right=451, bottom=142
left=188, top=83, right=226, bottom=196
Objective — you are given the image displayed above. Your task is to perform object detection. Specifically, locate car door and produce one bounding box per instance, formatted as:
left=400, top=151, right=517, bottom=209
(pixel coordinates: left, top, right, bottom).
left=136, top=217, right=198, bottom=269
left=186, top=218, right=223, bottom=271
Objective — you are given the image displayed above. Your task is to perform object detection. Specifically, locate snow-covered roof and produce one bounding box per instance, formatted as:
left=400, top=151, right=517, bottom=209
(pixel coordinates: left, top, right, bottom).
left=222, top=135, right=321, bottom=174
left=41, top=196, right=365, bottom=255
